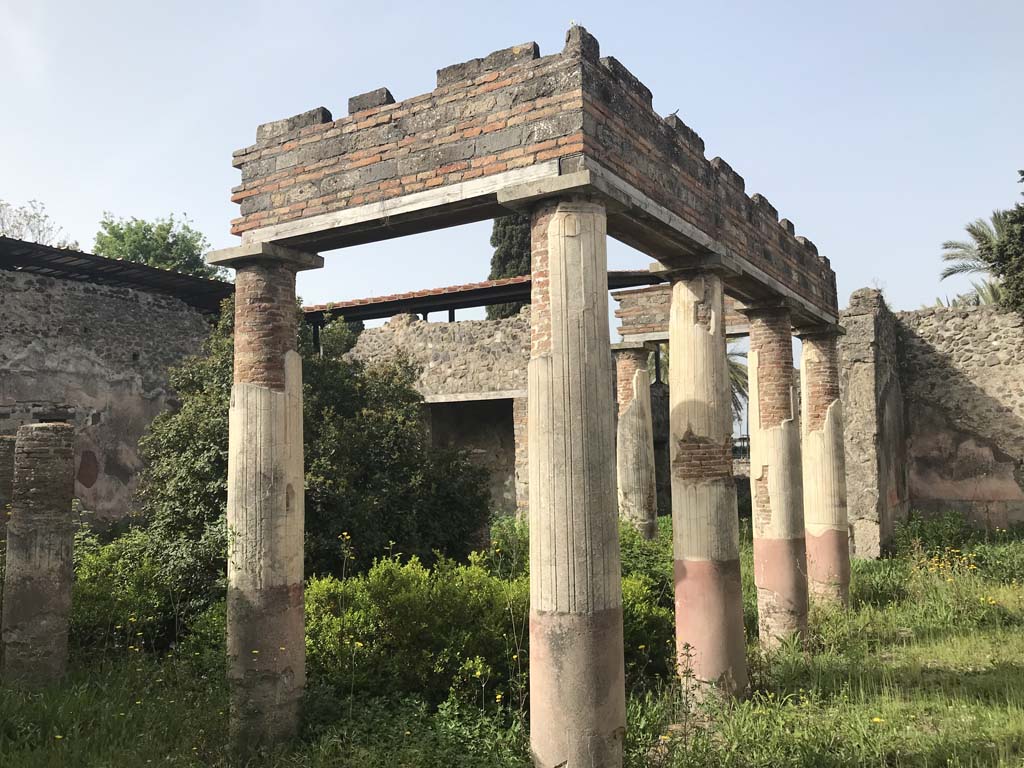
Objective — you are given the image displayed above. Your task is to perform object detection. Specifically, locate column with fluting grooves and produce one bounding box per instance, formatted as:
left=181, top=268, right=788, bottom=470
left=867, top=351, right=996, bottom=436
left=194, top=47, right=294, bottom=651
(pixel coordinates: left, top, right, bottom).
left=0, top=435, right=14, bottom=540
left=798, top=328, right=850, bottom=604
left=669, top=272, right=747, bottom=695
left=1, top=423, right=75, bottom=688
left=746, top=306, right=808, bottom=645
left=528, top=198, right=625, bottom=768
left=614, top=344, right=657, bottom=539
left=208, top=242, right=323, bottom=751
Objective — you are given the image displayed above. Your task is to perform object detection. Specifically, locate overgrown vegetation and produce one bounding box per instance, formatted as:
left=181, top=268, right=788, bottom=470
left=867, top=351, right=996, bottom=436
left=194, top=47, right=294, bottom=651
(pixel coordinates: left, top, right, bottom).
left=5, top=512, right=1024, bottom=766
left=69, top=299, right=491, bottom=649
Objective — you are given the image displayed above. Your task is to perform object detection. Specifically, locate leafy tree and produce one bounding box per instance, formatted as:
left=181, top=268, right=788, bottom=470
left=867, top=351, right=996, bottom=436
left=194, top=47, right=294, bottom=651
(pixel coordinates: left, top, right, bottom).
left=94, top=213, right=226, bottom=279
left=980, top=173, right=1024, bottom=316
left=134, top=300, right=491, bottom=622
left=485, top=214, right=531, bottom=319
left=0, top=199, right=78, bottom=247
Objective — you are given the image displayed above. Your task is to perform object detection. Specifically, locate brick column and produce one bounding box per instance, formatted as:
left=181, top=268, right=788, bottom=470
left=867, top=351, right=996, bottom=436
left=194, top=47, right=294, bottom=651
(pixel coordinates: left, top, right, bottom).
left=0, top=435, right=14, bottom=540
left=528, top=198, right=625, bottom=768
left=512, top=396, right=529, bottom=517
left=613, top=343, right=657, bottom=539
left=1, top=423, right=75, bottom=688
left=208, top=242, right=323, bottom=751
left=746, top=306, right=808, bottom=645
left=668, top=272, right=747, bottom=696
left=798, top=328, right=850, bottom=605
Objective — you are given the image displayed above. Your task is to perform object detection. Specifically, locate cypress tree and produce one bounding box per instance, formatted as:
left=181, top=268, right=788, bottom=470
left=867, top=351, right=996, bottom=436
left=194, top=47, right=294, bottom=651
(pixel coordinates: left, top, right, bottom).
left=486, top=214, right=531, bottom=319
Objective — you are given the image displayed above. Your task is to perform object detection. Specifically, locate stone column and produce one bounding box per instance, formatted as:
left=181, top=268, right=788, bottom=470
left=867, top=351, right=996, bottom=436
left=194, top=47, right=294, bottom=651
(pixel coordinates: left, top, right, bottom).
left=0, top=435, right=14, bottom=540
left=1, top=423, right=75, bottom=688
left=208, top=242, right=323, bottom=751
left=798, top=328, right=851, bottom=605
left=668, top=272, right=747, bottom=695
left=746, top=305, right=808, bottom=645
left=528, top=198, right=625, bottom=768
left=613, top=343, right=657, bottom=539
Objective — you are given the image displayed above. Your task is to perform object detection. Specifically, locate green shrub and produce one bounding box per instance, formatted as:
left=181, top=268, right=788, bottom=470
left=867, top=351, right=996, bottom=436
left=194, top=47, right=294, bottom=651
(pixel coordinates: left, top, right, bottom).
left=892, top=510, right=975, bottom=555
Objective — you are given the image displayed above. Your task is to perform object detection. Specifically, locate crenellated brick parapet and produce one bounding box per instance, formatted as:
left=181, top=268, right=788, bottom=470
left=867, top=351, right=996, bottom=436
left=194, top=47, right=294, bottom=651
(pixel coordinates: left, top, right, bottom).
left=228, top=26, right=838, bottom=320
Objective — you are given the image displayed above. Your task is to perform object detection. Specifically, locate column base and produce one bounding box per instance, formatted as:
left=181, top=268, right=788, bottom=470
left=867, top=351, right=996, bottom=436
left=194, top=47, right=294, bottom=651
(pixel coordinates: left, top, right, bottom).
left=674, top=558, right=747, bottom=696
left=530, top=607, right=625, bottom=768
left=806, top=528, right=851, bottom=605
left=753, top=536, right=809, bottom=646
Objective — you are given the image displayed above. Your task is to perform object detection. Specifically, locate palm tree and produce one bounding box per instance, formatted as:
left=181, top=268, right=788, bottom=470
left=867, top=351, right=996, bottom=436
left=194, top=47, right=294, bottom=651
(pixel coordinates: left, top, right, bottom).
left=647, top=343, right=748, bottom=421
left=933, top=278, right=1004, bottom=308
left=940, top=211, right=1009, bottom=280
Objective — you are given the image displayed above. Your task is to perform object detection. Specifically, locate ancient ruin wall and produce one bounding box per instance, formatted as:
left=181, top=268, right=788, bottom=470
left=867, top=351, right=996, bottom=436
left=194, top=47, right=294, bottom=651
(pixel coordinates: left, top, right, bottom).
left=896, top=305, right=1024, bottom=528
left=347, top=311, right=529, bottom=399
left=0, top=271, right=212, bottom=518
left=229, top=28, right=837, bottom=316
left=839, top=289, right=909, bottom=557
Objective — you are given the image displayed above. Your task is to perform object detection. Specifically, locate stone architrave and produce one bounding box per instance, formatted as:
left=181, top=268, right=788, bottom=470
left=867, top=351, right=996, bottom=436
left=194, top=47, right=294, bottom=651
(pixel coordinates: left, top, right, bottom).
left=614, top=343, right=657, bottom=539
left=207, top=242, right=323, bottom=751
left=1, top=423, right=75, bottom=689
left=0, top=435, right=14, bottom=539
left=746, top=306, right=809, bottom=646
left=528, top=198, right=626, bottom=768
left=668, top=272, right=747, bottom=695
left=798, top=328, right=851, bottom=604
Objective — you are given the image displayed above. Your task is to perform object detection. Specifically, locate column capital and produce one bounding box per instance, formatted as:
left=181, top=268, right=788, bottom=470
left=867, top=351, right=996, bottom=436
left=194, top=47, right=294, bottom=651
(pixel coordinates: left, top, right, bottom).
left=206, top=241, right=324, bottom=272
left=735, top=298, right=800, bottom=318
left=794, top=322, right=846, bottom=340
left=611, top=340, right=650, bottom=353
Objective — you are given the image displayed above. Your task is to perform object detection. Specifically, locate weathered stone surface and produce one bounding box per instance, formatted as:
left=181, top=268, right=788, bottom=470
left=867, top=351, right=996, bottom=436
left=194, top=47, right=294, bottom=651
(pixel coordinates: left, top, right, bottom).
left=839, top=289, right=908, bottom=557
left=347, top=311, right=529, bottom=400
left=799, top=332, right=850, bottom=605
left=348, top=87, right=395, bottom=115
left=1, top=423, right=75, bottom=689
left=747, top=307, right=808, bottom=645
left=227, top=261, right=310, bottom=751
left=0, top=271, right=212, bottom=519
left=896, top=304, right=1024, bottom=528
left=528, top=199, right=625, bottom=767
left=0, top=436, right=13, bottom=539
left=614, top=347, right=657, bottom=539
left=669, top=272, right=747, bottom=696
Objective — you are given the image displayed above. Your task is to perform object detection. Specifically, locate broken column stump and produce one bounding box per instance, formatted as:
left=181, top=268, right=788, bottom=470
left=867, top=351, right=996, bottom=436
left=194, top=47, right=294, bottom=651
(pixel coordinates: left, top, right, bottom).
left=668, top=271, right=747, bottom=696
left=614, top=343, right=657, bottom=539
left=1, top=423, right=75, bottom=689
left=746, top=306, right=809, bottom=646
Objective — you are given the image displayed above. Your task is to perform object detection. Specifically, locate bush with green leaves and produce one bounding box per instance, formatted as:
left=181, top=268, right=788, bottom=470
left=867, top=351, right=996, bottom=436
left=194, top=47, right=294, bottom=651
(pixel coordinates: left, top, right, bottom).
left=75, top=299, right=491, bottom=647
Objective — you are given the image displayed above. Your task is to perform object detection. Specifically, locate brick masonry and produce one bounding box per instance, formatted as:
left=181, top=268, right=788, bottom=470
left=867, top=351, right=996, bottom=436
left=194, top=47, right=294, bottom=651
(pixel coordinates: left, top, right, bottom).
left=749, top=310, right=796, bottom=430
left=613, top=284, right=749, bottom=341
left=801, top=333, right=840, bottom=434
left=234, top=262, right=298, bottom=391
left=229, top=27, right=837, bottom=316
left=614, top=348, right=648, bottom=410
left=0, top=270, right=213, bottom=519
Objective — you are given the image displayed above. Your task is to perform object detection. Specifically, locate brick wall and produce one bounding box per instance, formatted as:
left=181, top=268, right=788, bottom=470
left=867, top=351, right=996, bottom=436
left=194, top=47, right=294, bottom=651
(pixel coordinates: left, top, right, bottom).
left=614, top=348, right=647, bottom=410
left=234, top=263, right=298, bottom=390
left=229, top=27, right=837, bottom=316
left=613, top=284, right=749, bottom=340
left=801, top=334, right=840, bottom=434
left=530, top=203, right=555, bottom=357
left=749, top=310, right=796, bottom=429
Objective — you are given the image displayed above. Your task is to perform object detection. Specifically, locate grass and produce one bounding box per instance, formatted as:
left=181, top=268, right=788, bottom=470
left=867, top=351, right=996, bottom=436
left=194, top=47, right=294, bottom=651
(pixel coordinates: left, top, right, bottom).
left=3, top=514, right=1024, bottom=767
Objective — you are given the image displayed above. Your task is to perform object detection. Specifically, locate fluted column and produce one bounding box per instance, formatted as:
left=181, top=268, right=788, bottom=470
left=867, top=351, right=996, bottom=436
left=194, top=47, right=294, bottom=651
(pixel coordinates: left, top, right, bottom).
left=746, top=305, right=808, bottom=645
left=668, top=272, right=747, bottom=695
left=798, top=328, right=851, bottom=605
left=1, top=423, right=75, bottom=689
left=614, top=343, right=657, bottom=539
left=208, top=242, right=322, bottom=752
left=528, top=198, right=625, bottom=768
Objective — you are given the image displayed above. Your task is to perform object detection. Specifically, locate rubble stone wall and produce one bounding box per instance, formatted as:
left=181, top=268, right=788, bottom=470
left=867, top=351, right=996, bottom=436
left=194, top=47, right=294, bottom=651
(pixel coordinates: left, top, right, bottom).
left=896, top=305, right=1024, bottom=529
left=0, top=271, right=212, bottom=519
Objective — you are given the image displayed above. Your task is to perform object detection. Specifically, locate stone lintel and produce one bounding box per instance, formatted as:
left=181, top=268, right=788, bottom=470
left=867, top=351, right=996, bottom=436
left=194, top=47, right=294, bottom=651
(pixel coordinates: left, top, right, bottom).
left=794, top=322, right=846, bottom=340
left=206, top=241, right=324, bottom=272
left=611, top=340, right=649, bottom=352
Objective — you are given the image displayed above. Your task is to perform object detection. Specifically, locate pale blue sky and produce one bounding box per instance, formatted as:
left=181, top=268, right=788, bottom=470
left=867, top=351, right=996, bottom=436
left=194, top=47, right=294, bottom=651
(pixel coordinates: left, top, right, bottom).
left=3, top=0, right=1022, bottom=314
